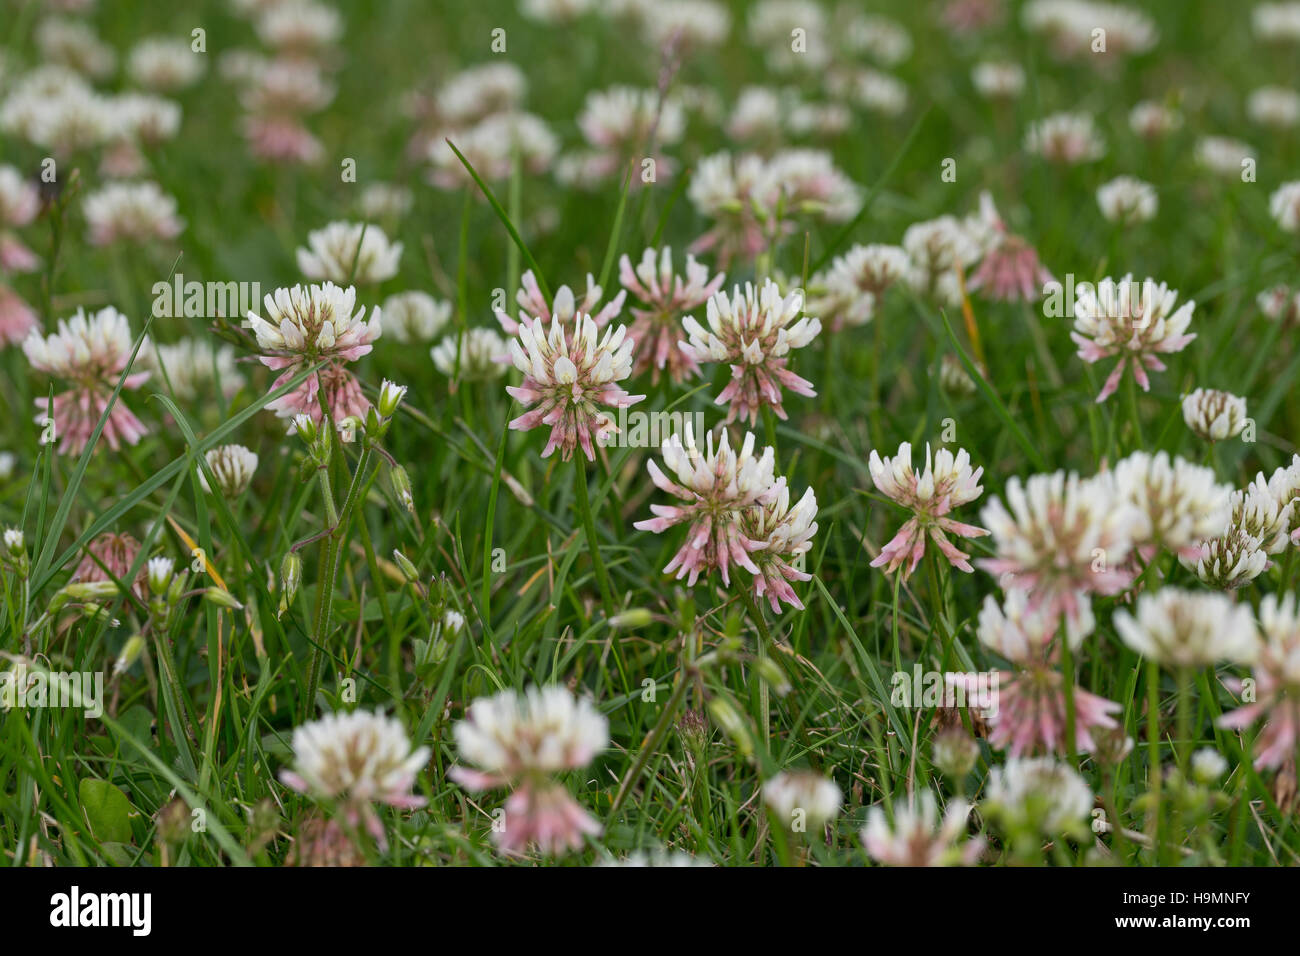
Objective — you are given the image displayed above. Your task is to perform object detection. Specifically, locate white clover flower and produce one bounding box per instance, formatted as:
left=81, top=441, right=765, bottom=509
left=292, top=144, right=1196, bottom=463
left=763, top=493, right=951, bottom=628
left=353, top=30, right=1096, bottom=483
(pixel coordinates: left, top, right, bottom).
left=1113, top=451, right=1231, bottom=555
left=0, top=165, right=40, bottom=228
left=726, top=86, right=791, bottom=142
left=297, top=221, right=402, bottom=285
left=577, top=86, right=685, bottom=156
left=617, top=245, right=724, bottom=382
left=1182, top=388, right=1247, bottom=441
left=850, top=69, right=908, bottom=116
left=4, top=527, right=24, bottom=554
left=598, top=850, right=714, bottom=867
left=1253, top=2, right=1300, bottom=41
left=787, top=101, right=851, bottom=137
left=1229, top=478, right=1292, bottom=554
left=762, top=770, right=842, bottom=830
left=200, top=444, right=259, bottom=497
left=1180, top=529, right=1268, bottom=590
left=766, top=149, right=861, bottom=220
left=430, top=112, right=558, bottom=187
left=431, top=328, right=510, bottom=380
left=643, top=0, right=731, bottom=48
left=1096, top=175, right=1157, bottom=223
left=1116, top=589, right=1260, bottom=667
left=1025, top=112, right=1104, bottom=163
left=520, top=0, right=596, bottom=21
left=356, top=183, right=413, bottom=222
left=128, top=37, right=205, bottom=91
left=1267, top=454, right=1300, bottom=538
left=35, top=16, right=116, bottom=79
left=862, top=791, right=983, bottom=866
left=380, top=291, right=451, bottom=343
left=903, top=216, right=980, bottom=306
left=748, top=0, right=830, bottom=72
left=1195, top=136, right=1257, bottom=178
left=1071, top=275, right=1196, bottom=402
left=84, top=182, right=184, bottom=247
left=241, top=60, right=335, bottom=113
left=680, top=278, right=821, bottom=425
left=808, top=243, right=909, bottom=329
left=1129, top=100, right=1182, bottom=138
left=984, top=757, right=1093, bottom=839
left=1191, top=748, right=1228, bottom=783
left=435, top=62, right=527, bottom=126
left=452, top=685, right=607, bottom=779
left=111, top=92, right=182, bottom=145
left=25, top=84, right=118, bottom=153
left=142, top=338, right=244, bottom=401
left=1257, top=284, right=1300, bottom=323
left=971, top=61, right=1025, bottom=100
left=281, top=710, right=429, bottom=827
left=744, top=479, right=818, bottom=612
left=1270, top=181, right=1300, bottom=232
left=256, top=0, right=343, bottom=54
left=247, top=281, right=381, bottom=366
left=1247, top=86, right=1300, bottom=128
left=1022, top=0, right=1156, bottom=58
left=842, top=13, right=911, bottom=65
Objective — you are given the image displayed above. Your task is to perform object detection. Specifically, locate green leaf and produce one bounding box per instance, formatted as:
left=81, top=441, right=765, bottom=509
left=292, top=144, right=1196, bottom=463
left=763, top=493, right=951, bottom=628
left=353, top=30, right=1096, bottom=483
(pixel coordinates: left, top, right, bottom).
left=79, top=778, right=134, bottom=845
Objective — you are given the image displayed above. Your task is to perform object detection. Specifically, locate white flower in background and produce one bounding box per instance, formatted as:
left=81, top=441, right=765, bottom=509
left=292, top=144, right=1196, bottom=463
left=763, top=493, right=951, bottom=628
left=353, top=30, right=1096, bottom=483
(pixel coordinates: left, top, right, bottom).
left=1180, top=528, right=1268, bottom=590
left=1195, top=136, right=1257, bottom=177
left=200, top=444, right=260, bottom=497
left=1071, top=275, right=1196, bottom=402
left=939, top=353, right=978, bottom=395
left=1257, top=284, right=1300, bottom=323
left=788, top=101, right=851, bottom=138
left=598, top=850, right=714, bottom=867
left=450, top=685, right=608, bottom=856
left=356, top=183, right=413, bottom=222
left=726, top=86, right=791, bottom=143
left=297, top=221, right=402, bottom=284
left=520, top=0, right=596, bottom=22
left=128, top=37, right=205, bottom=91
left=380, top=291, right=451, bottom=343
left=84, top=182, right=185, bottom=246
left=1129, top=100, right=1182, bottom=138
left=762, top=770, right=842, bottom=830
left=112, top=93, right=182, bottom=145
left=256, top=0, right=343, bottom=55
left=643, top=0, right=731, bottom=48
left=436, top=62, right=527, bottom=126
left=766, top=149, right=861, bottom=220
left=19, top=83, right=116, bottom=153
left=1267, top=454, right=1300, bottom=542
left=431, top=328, right=510, bottom=380
left=862, top=792, right=984, bottom=866
left=903, top=216, right=979, bottom=306
left=575, top=86, right=684, bottom=179
left=1116, top=589, right=1259, bottom=667
left=241, top=60, right=335, bottom=113
left=35, top=17, right=116, bottom=79
left=1191, top=748, right=1229, bottom=783
left=748, top=0, right=830, bottom=72
left=984, top=757, right=1093, bottom=839
left=1229, top=478, right=1292, bottom=554
left=1114, top=451, right=1231, bottom=556
left=1253, top=2, right=1300, bottom=42
left=841, top=13, right=912, bottom=65
left=1024, top=112, right=1105, bottom=164
left=1270, top=181, right=1300, bottom=232
left=281, top=709, right=428, bottom=844
left=1181, top=388, right=1247, bottom=441
left=972, top=61, right=1025, bottom=100
left=1247, top=86, right=1300, bottom=128
left=851, top=69, right=909, bottom=116
left=142, top=339, right=244, bottom=400
left=809, top=243, right=909, bottom=328
left=1022, top=0, right=1156, bottom=58
left=1096, top=176, right=1157, bottom=223
left=495, top=269, right=625, bottom=335
left=1220, top=592, right=1300, bottom=770
left=0, top=452, right=15, bottom=481
left=430, top=112, right=557, bottom=187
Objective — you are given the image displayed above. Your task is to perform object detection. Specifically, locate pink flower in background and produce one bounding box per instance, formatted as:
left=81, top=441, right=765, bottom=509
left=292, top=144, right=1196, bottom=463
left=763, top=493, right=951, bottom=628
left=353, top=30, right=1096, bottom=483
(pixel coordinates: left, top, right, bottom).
left=0, top=285, right=38, bottom=345
left=635, top=426, right=779, bottom=587
left=73, top=531, right=145, bottom=597
left=450, top=686, right=607, bottom=857
left=270, top=361, right=371, bottom=427
left=1220, top=593, right=1300, bottom=770
left=966, top=192, right=1052, bottom=303
left=244, top=115, right=325, bottom=164
left=22, top=306, right=150, bottom=456
left=505, top=312, right=643, bottom=461
left=868, top=442, right=988, bottom=579
left=494, top=269, right=626, bottom=336
left=680, top=279, right=820, bottom=425
left=618, top=246, right=724, bottom=383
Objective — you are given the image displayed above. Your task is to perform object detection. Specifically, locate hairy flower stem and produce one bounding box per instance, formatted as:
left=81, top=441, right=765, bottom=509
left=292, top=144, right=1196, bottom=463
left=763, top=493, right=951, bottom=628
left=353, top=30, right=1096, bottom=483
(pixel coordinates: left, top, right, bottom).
left=1145, top=658, right=1162, bottom=863
left=302, top=463, right=340, bottom=723
left=572, top=457, right=615, bottom=618
left=1125, top=373, right=1145, bottom=449
left=739, top=584, right=775, bottom=749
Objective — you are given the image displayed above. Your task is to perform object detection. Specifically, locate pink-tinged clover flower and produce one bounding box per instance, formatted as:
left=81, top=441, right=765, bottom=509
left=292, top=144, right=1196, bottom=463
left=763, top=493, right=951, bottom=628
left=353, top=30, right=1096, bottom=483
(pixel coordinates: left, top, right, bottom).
left=83, top=181, right=184, bottom=246
left=862, top=791, right=985, bottom=866
left=280, top=709, right=429, bottom=849
left=73, top=531, right=146, bottom=598
left=978, top=470, right=1138, bottom=642
left=450, top=685, right=608, bottom=857
left=245, top=282, right=381, bottom=428
left=0, top=284, right=38, bottom=345
left=634, top=426, right=778, bottom=587
left=681, top=278, right=820, bottom=425
left=1071, top=274, right=1196, bottom=403
left=494, top=269, right=626, bottom=336
left=950, top=591, right=1121, bottom=757
left=743, top=479, right=818, bottom=612
left=505, top=313, right=643, bottom=461
left=965, top=192, right=1053, bottom=303
left=22, top=306, right=150, bottom=456
left=1113, top=450, right=1231, bottom=558
left=1220, top=593, right=1300, bottom=770
left=618, top=246, right=724, bottom=383
left=868, top=442, right=989, bottom=579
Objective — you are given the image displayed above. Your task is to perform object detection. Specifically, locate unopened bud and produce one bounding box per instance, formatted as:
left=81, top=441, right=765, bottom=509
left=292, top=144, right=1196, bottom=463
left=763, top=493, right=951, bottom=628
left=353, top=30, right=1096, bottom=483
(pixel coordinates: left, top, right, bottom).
left=392, top=549, right=419, bottom=583
left=390, top=465, right=414, bottom=515
left=706, top=697, right=753, bottom=757
left=609, top=607, right=653, bottom=629
left=202, top=586, right=243, bottom=610
left=278, top=552, right=302, bottom=617
left=930, top=728, right=979, bottom=780
left=114, top=634, right=146, bottom=675
left=755, top=656, right=791, bottom=696
left=59, top=580, right=120, bottom=603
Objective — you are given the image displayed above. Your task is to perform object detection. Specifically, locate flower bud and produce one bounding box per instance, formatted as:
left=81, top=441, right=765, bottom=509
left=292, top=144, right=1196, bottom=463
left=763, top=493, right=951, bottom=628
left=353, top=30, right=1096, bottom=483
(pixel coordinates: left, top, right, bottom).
left=114, top=634, right=146, bottom=675
left=754, top=656, right=791, bottom=696
left=203, top=586, right=244, bottom=610
left=3, top=528, right=24, bottom=557
left=392, top=549, right=419, bottom=583
left=609, top=607, right=654, bottom=629
left=278, top=552, right=302, bottom=617
left=706, top=696, right=753, bottom=757
left=930, top=728, right=979, bottom=780
left=390, top=465, right=414, bottom=515
left=59, top=580, right=121, bottom=602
